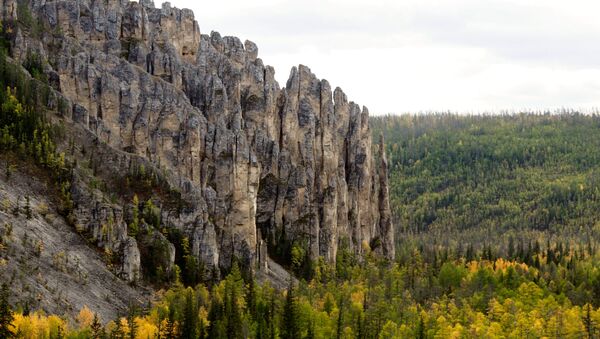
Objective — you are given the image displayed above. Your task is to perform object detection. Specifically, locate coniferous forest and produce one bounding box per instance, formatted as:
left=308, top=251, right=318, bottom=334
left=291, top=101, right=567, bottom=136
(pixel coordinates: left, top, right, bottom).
left=4, top=17, right=600, bottom=339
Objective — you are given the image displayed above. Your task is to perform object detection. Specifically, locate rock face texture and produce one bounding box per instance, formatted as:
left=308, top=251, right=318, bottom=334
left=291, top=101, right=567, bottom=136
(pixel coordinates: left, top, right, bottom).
left=5, top=0, right=394, bottom=277
left=0, top=152, right=151, bottom=322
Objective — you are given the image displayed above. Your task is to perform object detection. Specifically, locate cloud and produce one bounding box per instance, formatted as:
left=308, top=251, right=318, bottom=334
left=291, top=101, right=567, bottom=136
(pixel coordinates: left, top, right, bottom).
left=157, top=0, right=600, bottom=114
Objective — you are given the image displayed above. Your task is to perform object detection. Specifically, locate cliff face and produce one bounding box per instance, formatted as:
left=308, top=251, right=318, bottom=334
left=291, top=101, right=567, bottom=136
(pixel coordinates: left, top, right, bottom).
left=4, top=0, right=394, bottom=277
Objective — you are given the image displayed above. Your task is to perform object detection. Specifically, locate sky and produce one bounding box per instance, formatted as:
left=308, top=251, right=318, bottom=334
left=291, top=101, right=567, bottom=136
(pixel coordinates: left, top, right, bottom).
left=156, top=0, right=600, bottom=115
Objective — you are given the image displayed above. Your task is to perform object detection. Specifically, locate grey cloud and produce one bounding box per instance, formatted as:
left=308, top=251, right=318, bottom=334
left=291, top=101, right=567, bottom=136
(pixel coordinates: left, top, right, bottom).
left=197, top=1, right=600, bottom=69
left=165, top=0, right=600, bottom=113
left=406, top=2, right=600, bottom=68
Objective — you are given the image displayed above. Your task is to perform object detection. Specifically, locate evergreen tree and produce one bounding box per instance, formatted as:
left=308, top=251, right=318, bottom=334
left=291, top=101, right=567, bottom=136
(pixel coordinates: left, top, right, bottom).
left=164, top=306, right=177, bottom=339
left=281, top=280, right=299, bottom=339
left=207, top=298, right=225, bottom=338
left=127, top=304, right=138, bottom=339
left=416, top=314, right=426, bottom=339
left=246, top=279, right=257, bottom=320
left=4, top=160, right=10, bottom=181
left=111, top=317, right=125, bottom=339
left=307, top=320, right=315, bottom=339
left=336, top=295, right=344, bottom=339
left=0, top=283, right=14, bottom=339
left=91, top=313, right=103, bottom=339
left=129, top=194, right=139, bottom=237
left=198, top=315, right=207, bottom=339
left=466, top=244, right=474, bottom=262
left=181, top=288, right=198, bottom=339
left=225, top=286, right=243, bottom=339
left=24, top=195, right=31, bottom=219
left=583, top=303, right=596, bottom=339
left=56, top=324, right=64, bottom=339
left=508, top=236, right=515, bottom=259
left=268, top=290, right=277, bottom=339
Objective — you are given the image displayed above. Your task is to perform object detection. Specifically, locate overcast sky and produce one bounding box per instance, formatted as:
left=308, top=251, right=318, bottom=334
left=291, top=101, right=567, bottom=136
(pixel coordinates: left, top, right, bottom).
left=157, top=0, right=600, bottom=114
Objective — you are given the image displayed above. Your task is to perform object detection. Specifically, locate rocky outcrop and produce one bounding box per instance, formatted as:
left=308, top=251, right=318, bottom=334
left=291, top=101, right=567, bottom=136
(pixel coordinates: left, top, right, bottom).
left=0, top=151, right=150, bottom=321
left=0, top=0, right=17, bottom=21
left=5, top=0, right=394, bottom=278
left=121, top=237, right=141, bottom=283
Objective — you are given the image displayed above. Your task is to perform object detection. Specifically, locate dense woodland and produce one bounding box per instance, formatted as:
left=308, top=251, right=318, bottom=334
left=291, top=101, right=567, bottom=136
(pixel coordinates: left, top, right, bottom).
left=4, top=18, right=600, bottom=338
left=371, top=113, right=600, bottom=259
left=3, top=250, right=600, bottom=338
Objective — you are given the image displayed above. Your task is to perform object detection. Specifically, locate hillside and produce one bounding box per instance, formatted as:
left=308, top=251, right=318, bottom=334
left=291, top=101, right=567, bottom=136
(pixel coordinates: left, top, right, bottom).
left=372, top=113, right=600, bottom=256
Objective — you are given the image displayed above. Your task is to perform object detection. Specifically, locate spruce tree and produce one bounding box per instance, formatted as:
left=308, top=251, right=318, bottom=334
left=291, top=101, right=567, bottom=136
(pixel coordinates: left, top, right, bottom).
left=508, top=236, right=515, bottom=259
left=56, top=324, right=64, bottom=339
left=281, top=280, right=299, bottom=339
left=164, top=306, right=177, bottom=339
left=4, top=160, right=10, bottom=181
left=127, top=304, right=138, bottom=339
left=111, top=317, right=125, bottom=339
left=129, top=195, right=139, bottom=237
left=336, top=296, right=344, bottom=339
left=246, top=279, right=257, bottom=320
left=181, top=288, right=198, bottom=339
left=24, top=196, right=31, bottom=219
left=583, top=303, right=596, bottom=339
left=307, top=320, right=315, bottom=339
left=268, top=291, right=277, bottom=339
left=0, top=283, right=14, bottom=338
left=226, top=286, right=242, bottom=338
left=91, top=313, right=103, bottom=339
left=416, top=314, right=426, bottom=339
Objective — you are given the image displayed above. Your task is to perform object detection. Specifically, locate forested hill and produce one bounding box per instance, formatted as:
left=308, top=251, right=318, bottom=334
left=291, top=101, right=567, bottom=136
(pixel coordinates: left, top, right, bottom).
left=371, top=113, right=600, bottom=258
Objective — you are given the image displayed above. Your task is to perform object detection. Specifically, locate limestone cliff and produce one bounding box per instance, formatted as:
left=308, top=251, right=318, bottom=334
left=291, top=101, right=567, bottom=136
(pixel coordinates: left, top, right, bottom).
left=2, top=0, right=394, bottom=279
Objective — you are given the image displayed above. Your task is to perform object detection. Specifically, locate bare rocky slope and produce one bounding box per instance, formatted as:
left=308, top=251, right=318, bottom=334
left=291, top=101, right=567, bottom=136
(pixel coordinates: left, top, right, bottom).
left=0, top=152, right=152, bottom=321
left=0, top=0, right=394, bottom=318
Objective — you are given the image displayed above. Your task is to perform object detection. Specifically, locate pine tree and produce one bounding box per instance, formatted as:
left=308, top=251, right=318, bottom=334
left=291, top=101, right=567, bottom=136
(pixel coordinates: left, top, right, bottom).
left=129, top=195, right=139, bottom=237
left=4, top=160, right=10, bottom=181
left=583, top=303, right=596, bottom=339
left=91, top=313, right=103, bottom=339
left=466, top=244, right=474, bottom=262
left=198, top=315, right=207, bottom=339
left=111, top=318, right=125, bottom=339
left=0, top=283, right=14, bottom=338
left=127, top=304, right=138, bottom=339
left=24, top=195, right=31, bottom=219
left=12, top=196, right=19, bottom=216
left=416, top=314, right=426, bottom=339
left=207, top=295, right=225, bottom=338
left=226, top=285, right=242, bottom=338
left=508, top=236, right=515, bottom=259
left=356, top=312, right=364, bottom=339
left=281, top=280, right=299, bottom=339
left=56, top=324, right=64, bottom=339
left=164, top=306, right=177, bottom=339
left=336, top=295, right=345, bottom=339
left=534, top=240, right=541, bottom=255
left=268, top=290, right=277, bottom=339
left=307, top=320, right=315, bottom=339
left=246, top=279, right=257, bottom=320
left=181, top=288, right=198, bottom=339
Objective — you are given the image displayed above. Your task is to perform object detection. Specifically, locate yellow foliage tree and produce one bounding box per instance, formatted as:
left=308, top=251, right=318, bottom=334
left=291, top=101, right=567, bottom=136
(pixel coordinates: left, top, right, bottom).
left=76, top=305, right=94, bottom=329
left=136, top=316, right=158, bottom=339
